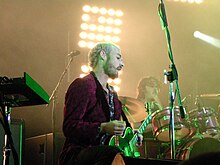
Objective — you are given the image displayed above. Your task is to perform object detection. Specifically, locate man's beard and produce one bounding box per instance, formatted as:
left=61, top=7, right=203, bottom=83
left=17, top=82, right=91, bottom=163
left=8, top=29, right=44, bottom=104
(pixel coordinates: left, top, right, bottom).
left=104, top=63, right=118, bottom=79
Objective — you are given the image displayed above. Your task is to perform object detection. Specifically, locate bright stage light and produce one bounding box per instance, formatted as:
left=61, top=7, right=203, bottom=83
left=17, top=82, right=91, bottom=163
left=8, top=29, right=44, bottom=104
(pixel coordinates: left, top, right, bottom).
left=78, top=5, right=123, bottom=49
left=167, top=0, right=204, bottom=4
left=194, top=31, right=220, bottom=48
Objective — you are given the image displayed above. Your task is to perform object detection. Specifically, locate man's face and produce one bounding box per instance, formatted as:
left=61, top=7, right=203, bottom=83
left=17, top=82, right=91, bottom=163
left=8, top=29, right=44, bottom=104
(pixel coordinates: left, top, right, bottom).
left=144, top=85, right=159, bottom=100
left=103, top=46, right=124, bottom=79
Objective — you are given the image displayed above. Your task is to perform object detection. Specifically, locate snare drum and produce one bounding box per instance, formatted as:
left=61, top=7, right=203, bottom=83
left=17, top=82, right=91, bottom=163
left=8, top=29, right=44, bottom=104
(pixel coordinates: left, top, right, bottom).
left=189, top=107, right=219, bottom=136
left=151, top=106, right=190, bottom=142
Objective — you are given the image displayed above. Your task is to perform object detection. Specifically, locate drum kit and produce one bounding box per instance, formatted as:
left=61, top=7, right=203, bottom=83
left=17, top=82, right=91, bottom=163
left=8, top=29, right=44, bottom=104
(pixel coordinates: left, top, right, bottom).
left=119, top=94, right=220, bottom=161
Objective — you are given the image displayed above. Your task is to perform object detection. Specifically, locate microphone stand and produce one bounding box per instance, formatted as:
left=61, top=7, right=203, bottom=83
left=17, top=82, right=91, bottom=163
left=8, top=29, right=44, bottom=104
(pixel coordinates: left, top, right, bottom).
left=0, top=98, right=19, bottom=165
left=48, top=51, right=76, bottom=164
left=158, top=0, right=186, bottom=159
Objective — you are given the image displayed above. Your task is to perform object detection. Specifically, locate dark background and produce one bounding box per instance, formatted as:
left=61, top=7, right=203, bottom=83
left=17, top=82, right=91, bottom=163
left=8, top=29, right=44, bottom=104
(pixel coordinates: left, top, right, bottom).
left=1, top=0, right=220, bottom=139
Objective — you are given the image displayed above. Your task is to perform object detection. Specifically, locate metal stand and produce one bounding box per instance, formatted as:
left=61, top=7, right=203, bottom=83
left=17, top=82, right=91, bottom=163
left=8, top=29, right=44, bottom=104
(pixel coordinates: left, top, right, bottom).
left=158, top=0, right=186, bottom=159
left=164, top=68, right=176, bottom=159
left=0, top=102, right=19, bottom=165
left=48, top=50, right=79, bottom=164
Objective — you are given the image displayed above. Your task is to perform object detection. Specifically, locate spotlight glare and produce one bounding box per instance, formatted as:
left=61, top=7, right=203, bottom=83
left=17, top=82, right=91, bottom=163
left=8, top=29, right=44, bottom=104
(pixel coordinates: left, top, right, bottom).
left=82, top=5, right=91, bottom=12
left=107, top=78, right=113, bottom=83
left=114, top=19, right=122, bottom=26
left=96, top=34, right=104, bottom=41
left=81, top=65, right=90, bottom=73
left=80, top=23, right=89, bottom=30
left=113, top=78, right=121, bottom=85
left=112, top=36, right=120, bottom=43
left=104, top=35, right=111, bottom=42
left=113, top=28, right=121, bottom=34
left=100, top=7, right=107, bottom=15
left=193, top=31, right=200, bottom=38
left=97, top=25, right=105, bottom=32
left=89, top=24, right=97, bottom=31
left=106, top=18, right=114, bottom=25
left=80, top=73, right=87, bottom=78
left=113, top=85, right=120, bottom=92
left=108, top=9, right=115, bottom=16
left=195, top=0, right=203, bottom=4
left=91, top=6, right=99, bottom=13
left=79, top=32, right=87, bottom=39
left=115, top=10, right=123, bottom=17
left=105, top=26, right=113, bottom=33
left=78, top=40, right=87, bottom=47
left=87, top=41, right=96, bottom=49
left=88, top=33, right=96, bottom=40
left=82, top=14, right=90, bottom=22
left=98, top=16, right=106, bottom=24
left=188, top=0, right=194, bottom=3
left=194, top=31, right=220, bottom=48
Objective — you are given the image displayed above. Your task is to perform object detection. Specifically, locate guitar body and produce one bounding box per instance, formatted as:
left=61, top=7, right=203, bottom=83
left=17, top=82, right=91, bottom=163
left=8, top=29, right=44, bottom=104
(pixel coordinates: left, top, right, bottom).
left=109, top=127, right=140, bottom=157
left=108, top=115, right=151, bottom=157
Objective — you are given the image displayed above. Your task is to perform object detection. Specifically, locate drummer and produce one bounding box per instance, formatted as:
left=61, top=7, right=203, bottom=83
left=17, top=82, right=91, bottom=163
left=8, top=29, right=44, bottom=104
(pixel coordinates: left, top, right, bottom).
left=131, top=76, right=164, bottom=158
left=136, top=76, right=163, bottom=113
left=131, top=76, right=163, bottom=133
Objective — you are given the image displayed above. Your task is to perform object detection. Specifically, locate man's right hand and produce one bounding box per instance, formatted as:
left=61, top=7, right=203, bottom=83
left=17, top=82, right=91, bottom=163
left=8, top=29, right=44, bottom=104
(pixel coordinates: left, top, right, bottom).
left=100, top=120, right=126, bottom=136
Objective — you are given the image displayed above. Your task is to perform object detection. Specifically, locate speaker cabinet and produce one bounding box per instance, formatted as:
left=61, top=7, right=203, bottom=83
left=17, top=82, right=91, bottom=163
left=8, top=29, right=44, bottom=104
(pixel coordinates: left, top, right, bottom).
left=25, top=132, right=65, bottom=165
left=0, top=119, right=25, bottom=165
left=25, top=133, right=53, bottom=165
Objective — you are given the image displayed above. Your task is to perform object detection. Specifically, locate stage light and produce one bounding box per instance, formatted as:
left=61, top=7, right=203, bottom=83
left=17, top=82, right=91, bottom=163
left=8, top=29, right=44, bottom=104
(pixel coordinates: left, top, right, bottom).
left=78, top=40, right=87, bottom=47
left=81, top=23, right=89, bottom=30
left=108, top=9, right=115, bottom=16
left=167, top=0, right=204, bottom=3
left=82, top=5, right=91, bottom=13
left=81, top=64, right=90, bottom=73
left=194, top=31, right=220, bottom=48
left=87, top=33, right=96, bottom=40
left=91, top=6, right=99, bottom=14
left=113, top=78, right=121, bottom=85
left=113, top=85, right=120, bottom=92
left=115, top=10, right=123, bottom=17
left=78, top=5, right=123, bottom=49
left=100, top=8, right=107, bottom=15
left=82, top=14, right=90, bottom=22
left=113, top=28, right=121, bottom=34
left=79, top=32, right=87, bottom=39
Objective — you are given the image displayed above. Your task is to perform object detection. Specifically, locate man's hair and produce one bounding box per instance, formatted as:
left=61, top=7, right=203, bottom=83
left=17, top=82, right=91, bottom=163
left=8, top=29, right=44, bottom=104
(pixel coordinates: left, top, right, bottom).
left=88, top=42, right=120, bottom=68
left=137, top=76, right=160, bottom=100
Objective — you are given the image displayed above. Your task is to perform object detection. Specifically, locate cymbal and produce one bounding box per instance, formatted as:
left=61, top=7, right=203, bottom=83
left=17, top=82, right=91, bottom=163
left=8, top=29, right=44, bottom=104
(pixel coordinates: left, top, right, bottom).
left=200, top=93, right=220, bottom=100
left=119, top=96, right=147, bottom=123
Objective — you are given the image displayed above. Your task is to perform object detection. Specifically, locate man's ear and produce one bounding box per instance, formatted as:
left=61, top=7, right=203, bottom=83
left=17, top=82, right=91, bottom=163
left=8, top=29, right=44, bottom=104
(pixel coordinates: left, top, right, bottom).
left=100, top=50, right=107, bottom=61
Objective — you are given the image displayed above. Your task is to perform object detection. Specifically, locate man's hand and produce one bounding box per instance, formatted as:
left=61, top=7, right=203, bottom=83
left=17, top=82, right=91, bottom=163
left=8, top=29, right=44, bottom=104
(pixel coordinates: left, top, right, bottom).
left=134, top=129, right=143, bottom=147
left=100, top=120, right=126, bottom=136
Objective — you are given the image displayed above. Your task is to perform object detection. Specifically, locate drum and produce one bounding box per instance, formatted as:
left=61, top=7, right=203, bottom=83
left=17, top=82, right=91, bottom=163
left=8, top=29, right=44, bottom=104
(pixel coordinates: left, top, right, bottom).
left=151, top=106, right=190, bottom=142
left=189, top=107, right=219, bottom=136
left=176, top=137, right=220, bottom=160
left=137, top=132, right=169, bottom=159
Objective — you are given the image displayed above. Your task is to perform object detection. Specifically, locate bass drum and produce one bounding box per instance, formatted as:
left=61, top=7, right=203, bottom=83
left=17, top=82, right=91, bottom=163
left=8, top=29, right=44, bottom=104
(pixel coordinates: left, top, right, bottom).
left=176, top=137, right=220, bottom=160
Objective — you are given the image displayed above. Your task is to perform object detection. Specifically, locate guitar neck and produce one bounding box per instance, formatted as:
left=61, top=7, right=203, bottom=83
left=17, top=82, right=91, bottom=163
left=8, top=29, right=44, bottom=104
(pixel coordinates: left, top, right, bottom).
left=130, top=115, right=151, bottom=146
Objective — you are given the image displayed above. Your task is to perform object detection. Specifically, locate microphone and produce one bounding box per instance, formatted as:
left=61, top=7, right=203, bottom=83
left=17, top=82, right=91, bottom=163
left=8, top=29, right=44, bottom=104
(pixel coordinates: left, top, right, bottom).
left=67, top=50, right=80, bottom=57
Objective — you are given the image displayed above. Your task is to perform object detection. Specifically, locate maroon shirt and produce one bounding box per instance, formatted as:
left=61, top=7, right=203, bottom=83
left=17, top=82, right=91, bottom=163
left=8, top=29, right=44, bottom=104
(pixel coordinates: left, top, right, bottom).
left=59, top=72, right=124, bottom=164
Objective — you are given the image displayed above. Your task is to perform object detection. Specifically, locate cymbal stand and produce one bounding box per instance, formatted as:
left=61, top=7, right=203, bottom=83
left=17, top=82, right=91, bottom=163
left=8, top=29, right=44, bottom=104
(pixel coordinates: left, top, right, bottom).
left=158, top=0, right=186, bottom=159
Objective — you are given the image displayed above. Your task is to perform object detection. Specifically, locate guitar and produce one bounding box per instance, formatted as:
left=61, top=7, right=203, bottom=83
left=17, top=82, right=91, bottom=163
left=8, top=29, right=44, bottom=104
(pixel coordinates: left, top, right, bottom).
left=109, top=115, right=152, bottom=157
